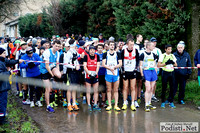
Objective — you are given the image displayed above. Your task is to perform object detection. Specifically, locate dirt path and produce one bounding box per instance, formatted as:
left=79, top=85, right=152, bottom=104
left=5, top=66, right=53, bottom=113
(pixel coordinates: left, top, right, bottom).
left=11, top=87, right=200, bottom=133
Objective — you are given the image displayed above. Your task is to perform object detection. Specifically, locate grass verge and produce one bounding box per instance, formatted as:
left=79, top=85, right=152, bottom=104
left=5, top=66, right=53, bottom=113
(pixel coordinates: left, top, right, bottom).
left=0, top=91, right=40, bottom=133
left=156, top=76, right=200, bottom=106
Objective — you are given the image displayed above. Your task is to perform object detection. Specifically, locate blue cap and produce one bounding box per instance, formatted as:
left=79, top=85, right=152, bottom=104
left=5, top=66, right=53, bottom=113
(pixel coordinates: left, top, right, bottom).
left=78, top=40, right=85, bottom=46
left=150, top=37, right=157, bottom=42
left=89, top=46, right=95, bottom=50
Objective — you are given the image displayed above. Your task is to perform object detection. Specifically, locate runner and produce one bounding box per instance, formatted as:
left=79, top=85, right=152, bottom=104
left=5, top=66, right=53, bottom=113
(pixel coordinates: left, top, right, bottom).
left=102, top=41, right=122, bottom=111
left=11, top=40, right=22, bottom=97
left=63, top=39, right=80, bottom=111
left=40, top=40, right=62, bottom=113
left=135, top=34, right=144, bottom=108
left=158, top=44, right=177, bottom=109
left=151, top=37, right=162, bottom=102
left=96, top=43, right=107, bottom=108
left=83, top=46, right=101, bottom=111
left=139, top=41, right=157, bottom=112
left=121, top=39, right=139, bottom=111
left=59, top=41, right=70, bottom=107
left=17, top=41, right=29, bottom=104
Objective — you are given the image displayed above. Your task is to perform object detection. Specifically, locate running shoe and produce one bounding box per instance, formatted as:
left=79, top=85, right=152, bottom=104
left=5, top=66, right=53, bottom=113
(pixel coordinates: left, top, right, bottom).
left=131, top=104, right=136, bottom=111
left=93, top=104, right=101, bottom=111
left=169, top=102, right=176, bottom=108
left=165, top=100, right=170, bottom=104
left=46, top=106, right=55, bottom=113
left=103, top=103, right=107, bottom=108
left=179, top=100, right=185, bottom=105
left=76, top=100, right=79, bottom=106
left=88, top=105, right=92, bottom=112
left=161, top=103, right=165, bottom=108
left=121, top=104, right=127, bottom=110
left=19, top=91, right=23, bottom=98
left=100, top=101, right=107, bottom=108
left=114, top=106, right=121, bottom=111
left=152, top=96, right=159, bottom=102
left=22, top=99, right=31, bottom=105
left=144, top=106, right=150, bottom=112
left=100, top=101, right=105, bottom=108
left=50, top=102, right=54, bottom=108
left=63, top=101, right=68, bottom=107
left=111, top=99, right=115, bottom=104
left=134, top=101, right=139, bottom=108
left=16, top=91, right=19, bottom=96
left=149, top=104, right=156, bottom=110
left=35, top=101, right=43, bottom=107
left=106, top=99, right=115, bottom=105
left=73, top=105, right=79, bottom=111
left=30, top=101, right=35, bottom=108
left=106, top=105, right=112, bottom=111
left=68, top=105, right=73, bottom=111
left=137, top=98, right=141, bottom=104
left=40, top=97, right=44, bottom=102
left=53, top=101, right=58, bottom=107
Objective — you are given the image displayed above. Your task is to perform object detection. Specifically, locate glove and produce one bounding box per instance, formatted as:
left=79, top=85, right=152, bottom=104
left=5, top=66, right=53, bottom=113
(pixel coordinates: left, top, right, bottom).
left=89, top=75, right=95, bottom=81
left=165, top=60, right=171, bottom=65
left=28, top=62, right=35, bottom=68
left=72, top=53, right=77, bottom=63
left=169, top=60, right=175, bottom=65
left=142, top=76, right=145, bottom=82
left=89, top=72, right=97, bottom=80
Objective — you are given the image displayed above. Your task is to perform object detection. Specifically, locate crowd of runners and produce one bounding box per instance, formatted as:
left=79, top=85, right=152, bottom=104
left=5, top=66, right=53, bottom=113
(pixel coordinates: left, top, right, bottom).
left=0, top=33, right=199, bottom=121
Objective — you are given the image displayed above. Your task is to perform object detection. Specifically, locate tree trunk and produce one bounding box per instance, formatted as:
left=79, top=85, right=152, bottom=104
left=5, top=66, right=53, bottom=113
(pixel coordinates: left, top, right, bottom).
left=186, top=1, right=200, bottom=79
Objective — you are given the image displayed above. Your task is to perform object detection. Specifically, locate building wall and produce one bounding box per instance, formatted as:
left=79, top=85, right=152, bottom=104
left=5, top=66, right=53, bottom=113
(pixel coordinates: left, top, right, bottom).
left=0, top=0, right=51, bottom=37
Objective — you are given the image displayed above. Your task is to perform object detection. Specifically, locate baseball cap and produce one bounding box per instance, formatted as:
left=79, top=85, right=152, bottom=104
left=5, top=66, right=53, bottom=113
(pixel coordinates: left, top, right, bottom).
left=79, top=40, right=85, bottom=46
left=15, top=40, right=21, bottom=44
left=150, top=37, right=157, bottom=42
left=65, top=42, right=70, bottom=47
left=20, top=41, right=27, bottom=46
left=89, top=46, right=95, bottom=50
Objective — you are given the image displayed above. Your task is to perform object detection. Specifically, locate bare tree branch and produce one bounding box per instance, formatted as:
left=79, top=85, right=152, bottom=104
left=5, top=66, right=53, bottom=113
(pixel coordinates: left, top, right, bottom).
left=0, top=0, right=22, bottom=22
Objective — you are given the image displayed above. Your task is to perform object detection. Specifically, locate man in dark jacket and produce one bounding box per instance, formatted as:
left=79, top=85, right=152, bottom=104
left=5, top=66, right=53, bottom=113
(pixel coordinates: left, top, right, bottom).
left=173, top=41, right=192, bottom=104
left=0, top=47, right=23, bottom=124
left=194, top=48, right=200, bottom=85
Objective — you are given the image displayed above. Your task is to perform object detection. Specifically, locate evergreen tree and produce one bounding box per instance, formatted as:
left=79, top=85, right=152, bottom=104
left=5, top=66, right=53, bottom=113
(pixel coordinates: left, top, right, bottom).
left=18, top=12, right=54, bottom=38
left=59, top=0, right=88, bottom=35
left=87, top=0, right=116, bottom=39
left=112, top=0, right=190, bottom=48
